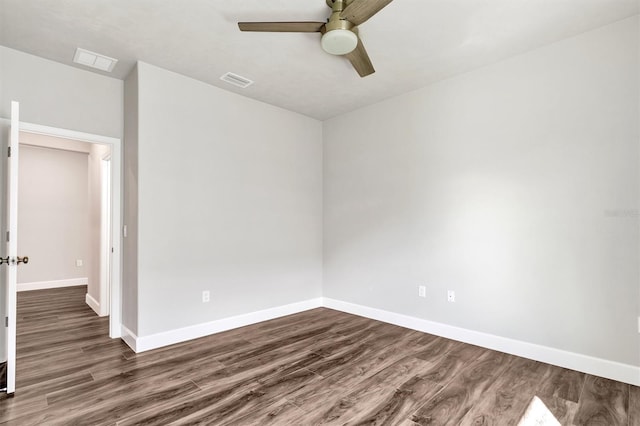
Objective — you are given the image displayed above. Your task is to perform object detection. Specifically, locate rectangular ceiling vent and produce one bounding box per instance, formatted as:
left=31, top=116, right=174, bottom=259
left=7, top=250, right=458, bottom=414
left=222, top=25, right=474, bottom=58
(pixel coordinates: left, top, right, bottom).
left=220, top=72, right=254, bottom=89
left=73, top=48, right=118, bottom=72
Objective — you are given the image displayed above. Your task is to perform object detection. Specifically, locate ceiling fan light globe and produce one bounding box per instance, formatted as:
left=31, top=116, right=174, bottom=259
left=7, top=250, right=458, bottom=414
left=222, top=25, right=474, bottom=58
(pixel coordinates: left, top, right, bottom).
left=321, top=29, right=358, bottom=55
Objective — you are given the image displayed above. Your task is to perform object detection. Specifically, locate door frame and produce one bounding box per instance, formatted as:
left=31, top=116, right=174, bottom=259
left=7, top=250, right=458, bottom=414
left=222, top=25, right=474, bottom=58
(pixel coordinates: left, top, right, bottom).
left=99, top=154, right=112, bottom=316
left=19, top=122, right=122, bottom=338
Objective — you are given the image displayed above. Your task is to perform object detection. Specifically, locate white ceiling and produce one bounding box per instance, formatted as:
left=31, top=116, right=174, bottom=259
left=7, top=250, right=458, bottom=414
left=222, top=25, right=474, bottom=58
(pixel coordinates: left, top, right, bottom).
left=1, top=0, right=638, bottom=120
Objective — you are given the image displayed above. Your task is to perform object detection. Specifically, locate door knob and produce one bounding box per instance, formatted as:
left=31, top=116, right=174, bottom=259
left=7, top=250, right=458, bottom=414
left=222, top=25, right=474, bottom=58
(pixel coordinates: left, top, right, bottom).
left=0, top=256, right=29, bottom=265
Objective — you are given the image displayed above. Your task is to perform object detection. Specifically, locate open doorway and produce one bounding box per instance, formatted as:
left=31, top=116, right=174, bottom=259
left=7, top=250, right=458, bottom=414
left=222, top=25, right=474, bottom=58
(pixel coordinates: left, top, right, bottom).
left=15, top=121, right=123, bottom=340
left=1, top=111, right=122, bottom=395
left=17, top=133, right=112, bottom=318
left=10, top=131, right=118, bottom=393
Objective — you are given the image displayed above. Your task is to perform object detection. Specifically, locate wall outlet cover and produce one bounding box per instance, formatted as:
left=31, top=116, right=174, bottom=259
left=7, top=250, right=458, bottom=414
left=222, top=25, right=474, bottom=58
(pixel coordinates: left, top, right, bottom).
left=447, top=290, right=455, bottom=302
left=419, top=286, right=426, bottom=298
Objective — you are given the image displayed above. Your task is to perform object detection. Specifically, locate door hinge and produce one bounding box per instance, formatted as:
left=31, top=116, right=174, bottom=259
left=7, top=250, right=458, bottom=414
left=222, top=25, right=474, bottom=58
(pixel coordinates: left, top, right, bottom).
left=7, top=147, right=11, bottom=157
left=4, top=317, right=7, bottom=327
left=5, top=231, right=9, bottom=242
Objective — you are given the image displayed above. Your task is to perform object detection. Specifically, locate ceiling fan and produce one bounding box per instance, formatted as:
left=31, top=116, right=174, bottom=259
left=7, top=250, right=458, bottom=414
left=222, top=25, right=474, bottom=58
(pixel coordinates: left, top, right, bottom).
left=238, top=0, right=394, bottom=77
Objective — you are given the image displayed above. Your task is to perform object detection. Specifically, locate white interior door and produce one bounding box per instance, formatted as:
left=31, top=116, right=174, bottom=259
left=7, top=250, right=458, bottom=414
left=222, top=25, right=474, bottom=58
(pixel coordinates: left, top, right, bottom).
left=5, top=101, right=20, bottom=394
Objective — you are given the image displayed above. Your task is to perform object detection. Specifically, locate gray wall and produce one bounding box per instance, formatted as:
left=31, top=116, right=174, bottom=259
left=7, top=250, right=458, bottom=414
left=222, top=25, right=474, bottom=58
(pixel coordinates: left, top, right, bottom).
left=0, top=47, right=123, bottom=136
left=323, top=16, right=640, bottom=366
left=130, top=62, right=323, bottom=336
left=0, top=46, right=123, bottom=361
left=17, top=144, right=89, bottom=284
left=123, top=65, right=139, bottom=334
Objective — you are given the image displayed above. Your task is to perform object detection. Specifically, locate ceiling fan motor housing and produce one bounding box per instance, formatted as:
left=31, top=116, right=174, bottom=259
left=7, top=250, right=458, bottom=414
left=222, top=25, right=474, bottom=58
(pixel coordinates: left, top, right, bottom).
left=322, top=0, right=358, bottom=55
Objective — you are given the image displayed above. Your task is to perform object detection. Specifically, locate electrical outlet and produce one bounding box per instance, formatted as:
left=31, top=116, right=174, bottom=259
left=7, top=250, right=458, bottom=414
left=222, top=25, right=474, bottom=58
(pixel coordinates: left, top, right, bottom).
left=75, top=259, right=83, bottom=267
left=202, top=291, right=210, bottom=303
left=447, top=290, right=455, bottom=302
left=418, top=286, right=426, bottom=298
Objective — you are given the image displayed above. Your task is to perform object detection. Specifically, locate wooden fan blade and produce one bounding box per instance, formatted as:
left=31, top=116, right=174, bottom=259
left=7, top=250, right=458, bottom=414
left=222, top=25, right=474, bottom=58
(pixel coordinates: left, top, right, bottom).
left=340, top=0, right=393, bottom=25
left=345, top=37, right=375, bottom=77
left=238, top=22, right=326, bottom=32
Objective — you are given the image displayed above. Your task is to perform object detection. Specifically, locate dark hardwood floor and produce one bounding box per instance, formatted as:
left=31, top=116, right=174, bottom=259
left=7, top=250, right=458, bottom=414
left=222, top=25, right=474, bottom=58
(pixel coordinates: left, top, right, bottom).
left=0, top=286, right=637, bottom=425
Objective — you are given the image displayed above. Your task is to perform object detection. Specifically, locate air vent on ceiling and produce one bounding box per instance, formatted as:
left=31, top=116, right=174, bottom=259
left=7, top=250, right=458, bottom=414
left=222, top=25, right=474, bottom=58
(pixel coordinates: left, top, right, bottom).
left=73, top=48, right=118, bottom=72
left=220, top=72, right=254, bottom=89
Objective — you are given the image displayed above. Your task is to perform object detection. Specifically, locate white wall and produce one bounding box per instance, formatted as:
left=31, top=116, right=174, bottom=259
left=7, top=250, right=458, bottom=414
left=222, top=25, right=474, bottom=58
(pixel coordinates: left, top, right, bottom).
left=129, top=62, right=323, bottom=336
left=324, top=17, right=639, bottom=367
left=17, top=144, right=90, bottom=284
left=0, top=46, right=123, bottom=361
left=0, top=47, right=123, bottom=137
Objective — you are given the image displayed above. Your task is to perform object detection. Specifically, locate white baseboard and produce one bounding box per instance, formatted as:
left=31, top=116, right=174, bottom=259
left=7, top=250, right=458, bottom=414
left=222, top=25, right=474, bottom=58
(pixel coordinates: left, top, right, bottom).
left=133, top=298, right=324, bottom=353
left=322, top=297, right=640, bottom=387
left=85, top=293, right=108, bottom=317
left=117, top=295, right=639, bottom=386
left=121, top=325, right=138, bottom=353
left=18, top=278, right=88, bottom=292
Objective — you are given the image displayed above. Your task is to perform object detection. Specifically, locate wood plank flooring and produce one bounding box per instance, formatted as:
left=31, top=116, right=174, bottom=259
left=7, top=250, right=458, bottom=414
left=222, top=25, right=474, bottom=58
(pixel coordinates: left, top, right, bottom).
left=0, top=286, right=637, bottom=425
